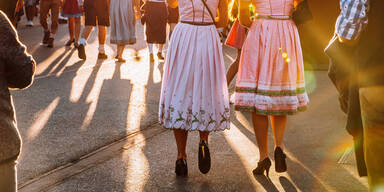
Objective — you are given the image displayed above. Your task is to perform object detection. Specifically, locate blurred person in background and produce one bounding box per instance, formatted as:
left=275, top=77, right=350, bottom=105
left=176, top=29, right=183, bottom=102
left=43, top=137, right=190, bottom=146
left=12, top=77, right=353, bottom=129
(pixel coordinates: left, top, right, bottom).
left=110, top=0, right=138, bottom=62
left=0, top=10, right=35, bottom=192
left=329, top=0, right=384, bottom=191
left=140, top=0, right=167, bottom=63
left=77, top=0, right=110, bottom=60
left=25, top=0, right=38, bottom=27
left=62, top=0, right=83, bottom=48
left=40, top=0, right=61, bottom=47
left=0, top=0, right=17, bottom=20
left=166, top=4, right=178, bottom=39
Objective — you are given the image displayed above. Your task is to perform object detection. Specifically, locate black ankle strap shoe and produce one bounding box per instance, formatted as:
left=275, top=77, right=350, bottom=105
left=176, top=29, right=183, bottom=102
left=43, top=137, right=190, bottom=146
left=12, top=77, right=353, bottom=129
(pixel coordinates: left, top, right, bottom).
left=274, top=147, right=287, bottom=173
left=198, top=140, right=211, bottom=174
left=175, top=158, right=188, bottom=177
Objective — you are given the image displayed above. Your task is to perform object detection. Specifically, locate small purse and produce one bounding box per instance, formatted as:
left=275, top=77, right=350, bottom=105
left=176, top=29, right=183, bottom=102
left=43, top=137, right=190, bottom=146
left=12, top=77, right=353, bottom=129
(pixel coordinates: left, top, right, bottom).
left=292, top=0, right=313, bottom=25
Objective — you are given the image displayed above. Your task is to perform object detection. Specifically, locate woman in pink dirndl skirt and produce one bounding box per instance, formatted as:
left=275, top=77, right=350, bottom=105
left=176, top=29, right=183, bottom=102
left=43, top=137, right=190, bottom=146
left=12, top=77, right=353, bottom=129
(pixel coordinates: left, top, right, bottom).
left=159, top=0, right=229, bottom=176
left=236, top=0, right=309, bottom=176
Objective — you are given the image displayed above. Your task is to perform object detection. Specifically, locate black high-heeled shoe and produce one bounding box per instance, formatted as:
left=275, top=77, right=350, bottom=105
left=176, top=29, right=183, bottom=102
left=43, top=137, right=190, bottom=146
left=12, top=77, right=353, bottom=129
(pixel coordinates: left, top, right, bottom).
left=274, top=147, right=287, bottom=173
left=175, top=158, right=188, bottom=177
left=253, top=158, right=272, bottom=177
left=198, top=140, right=211, bottom=174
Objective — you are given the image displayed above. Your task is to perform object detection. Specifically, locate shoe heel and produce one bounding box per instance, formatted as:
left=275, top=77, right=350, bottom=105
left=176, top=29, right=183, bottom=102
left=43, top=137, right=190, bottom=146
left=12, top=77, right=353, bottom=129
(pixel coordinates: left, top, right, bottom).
left=253, top=158, right=271, bottom=177
left=266, top=165, right=270, bottom=178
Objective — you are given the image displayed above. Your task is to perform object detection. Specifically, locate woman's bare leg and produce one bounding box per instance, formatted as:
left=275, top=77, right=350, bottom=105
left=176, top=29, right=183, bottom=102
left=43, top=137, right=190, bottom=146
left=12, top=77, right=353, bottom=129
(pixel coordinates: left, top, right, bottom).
left=174, top=130, right=188, bottom=159
left=74, top=17, right=81, bottom=42
left=68, top=17, right=74, bottom=41
left=270, top=115, right=287, bottom=148
left=252, top=113, right=269, bottom=160
left=199, top=131, right=209, bottom=143
left=117, top=45, right=125, bottom=58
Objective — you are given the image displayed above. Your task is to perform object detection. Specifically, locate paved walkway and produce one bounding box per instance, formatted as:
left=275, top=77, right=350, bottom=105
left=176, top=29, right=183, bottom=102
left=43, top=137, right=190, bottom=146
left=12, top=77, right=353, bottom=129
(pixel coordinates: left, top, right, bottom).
left=12, top=18, right=368, bottom=191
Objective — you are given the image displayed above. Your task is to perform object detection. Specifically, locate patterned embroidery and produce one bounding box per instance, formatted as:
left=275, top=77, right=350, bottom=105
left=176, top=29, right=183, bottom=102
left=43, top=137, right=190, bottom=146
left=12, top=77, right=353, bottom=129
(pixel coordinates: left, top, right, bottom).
left=192, top=113, right=200, bottom=124
left=160, top=105, right=230, bottom=130
left=207, top=113, right=216, bottom=126
left=175, top=111, right=186, bottom=123
left=219, top=108, right=230, bottom=125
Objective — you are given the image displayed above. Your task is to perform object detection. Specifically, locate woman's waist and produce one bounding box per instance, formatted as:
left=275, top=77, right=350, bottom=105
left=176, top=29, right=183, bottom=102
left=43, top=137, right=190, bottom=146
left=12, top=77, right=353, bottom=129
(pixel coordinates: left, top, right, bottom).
left=180, top=20, right=214, bottom=26
left=252, top=14, right=292, bottom=20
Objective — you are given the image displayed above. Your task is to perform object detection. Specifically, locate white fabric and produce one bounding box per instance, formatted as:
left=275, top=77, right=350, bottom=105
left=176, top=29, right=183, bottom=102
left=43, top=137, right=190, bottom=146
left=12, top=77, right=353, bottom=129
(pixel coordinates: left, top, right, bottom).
left=159, top=23, right=230, bottom=131
left=110, top=0, right=136, bottom=45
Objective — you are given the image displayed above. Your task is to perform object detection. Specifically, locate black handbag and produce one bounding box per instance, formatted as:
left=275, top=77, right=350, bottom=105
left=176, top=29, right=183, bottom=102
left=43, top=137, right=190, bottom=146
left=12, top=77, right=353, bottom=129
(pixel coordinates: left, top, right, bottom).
left=292, top=0, right=313, bottom=25
left=324, top=34, right=355, bottom=113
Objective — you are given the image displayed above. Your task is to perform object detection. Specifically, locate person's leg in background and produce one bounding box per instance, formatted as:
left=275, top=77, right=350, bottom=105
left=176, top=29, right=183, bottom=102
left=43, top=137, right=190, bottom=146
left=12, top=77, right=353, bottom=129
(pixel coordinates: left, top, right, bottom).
left=359, top=85, right=384, bottom=191
left=46, top=0, right=60, bottom=47
left=39, top=0, right=50, bottom=44
left=157, top=44, right=164, bottom=60
left=25, top=0, right=36, bottom=26
left=148, top=43, right=154, bottom=62
left=74, top=17, right=81, bottom=46
left=94, top=0, right=110, bottom=60
left=65, top=17, right=75, bottom=45
left=97, top=25, right=108, bottom=59
left=77, top=25, right=93, bottom=59
left=77, top=0, right=96, bottom=60
left=0, top=158, right=17, bottom=192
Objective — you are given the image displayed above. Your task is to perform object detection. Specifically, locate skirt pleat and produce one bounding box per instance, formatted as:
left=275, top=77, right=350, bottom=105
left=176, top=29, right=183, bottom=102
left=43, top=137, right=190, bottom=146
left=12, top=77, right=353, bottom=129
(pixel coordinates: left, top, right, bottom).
left=159, top=23, right=230, bottom=131
left=235, top=19, right=309, bottom=115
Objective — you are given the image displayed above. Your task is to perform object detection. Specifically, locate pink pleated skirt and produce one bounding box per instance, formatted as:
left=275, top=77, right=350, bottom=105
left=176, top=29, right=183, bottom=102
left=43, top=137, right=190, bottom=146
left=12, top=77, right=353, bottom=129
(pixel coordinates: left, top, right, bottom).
left=159, top=23, right=230, bottom=131
left=235, top=19, right=309, bottom=115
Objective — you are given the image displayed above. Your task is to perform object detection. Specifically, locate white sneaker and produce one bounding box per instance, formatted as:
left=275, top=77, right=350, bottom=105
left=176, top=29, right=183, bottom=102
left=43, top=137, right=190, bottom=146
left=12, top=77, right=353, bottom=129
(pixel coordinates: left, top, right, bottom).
left=26, top=21, right=33, bottom=27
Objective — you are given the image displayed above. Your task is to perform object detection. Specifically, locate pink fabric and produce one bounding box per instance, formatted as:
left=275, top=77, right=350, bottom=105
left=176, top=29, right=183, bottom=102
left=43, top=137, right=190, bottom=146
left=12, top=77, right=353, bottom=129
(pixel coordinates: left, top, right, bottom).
left=159, top=0, right=230, bottom=131
left=234, top=0, right=309, bottom=115
left=225, top=19, right=247, bottom=49
left=178, top=0, right=218, bottom=23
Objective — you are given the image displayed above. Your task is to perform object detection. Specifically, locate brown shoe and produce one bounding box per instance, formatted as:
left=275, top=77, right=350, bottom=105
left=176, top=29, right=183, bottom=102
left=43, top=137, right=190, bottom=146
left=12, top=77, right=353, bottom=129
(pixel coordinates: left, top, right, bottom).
left=65, top=39, right=74, bottom=46
left=47, top=38, right=54, bottom=48
left=97, top=52, right=108, bottom=60
left=42, top=31, right=50, bottom=44
left=78, top=44, right=86, bottom=60
left=157, top=52, right=164, bottom=60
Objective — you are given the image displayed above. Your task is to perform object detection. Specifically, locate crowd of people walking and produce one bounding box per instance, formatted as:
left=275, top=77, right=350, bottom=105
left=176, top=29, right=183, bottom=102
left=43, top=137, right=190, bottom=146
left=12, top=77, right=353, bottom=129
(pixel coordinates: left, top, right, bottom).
left=1, top=0, right=384, bottom=191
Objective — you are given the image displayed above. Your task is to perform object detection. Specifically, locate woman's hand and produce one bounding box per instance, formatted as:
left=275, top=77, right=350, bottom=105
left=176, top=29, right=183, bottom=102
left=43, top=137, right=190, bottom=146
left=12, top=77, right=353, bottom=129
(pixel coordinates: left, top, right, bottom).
left=338, top=35, right=359, bottom=46
left=239, top=0, right=252, bottom=28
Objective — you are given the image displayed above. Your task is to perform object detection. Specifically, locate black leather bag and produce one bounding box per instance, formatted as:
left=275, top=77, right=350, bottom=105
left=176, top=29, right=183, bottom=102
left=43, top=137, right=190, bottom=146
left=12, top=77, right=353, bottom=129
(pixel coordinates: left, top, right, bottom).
left=324, top=35, right=355, bottom=113
left=292, top=0, right=313, bottom=25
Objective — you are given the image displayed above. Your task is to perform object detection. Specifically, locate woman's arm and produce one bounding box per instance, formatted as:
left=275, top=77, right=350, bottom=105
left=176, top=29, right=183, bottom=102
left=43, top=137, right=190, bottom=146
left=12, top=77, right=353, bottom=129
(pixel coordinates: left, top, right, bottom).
left=216, top=0, right=228, bottom=28
left=239, top=0, right=252, bottom=28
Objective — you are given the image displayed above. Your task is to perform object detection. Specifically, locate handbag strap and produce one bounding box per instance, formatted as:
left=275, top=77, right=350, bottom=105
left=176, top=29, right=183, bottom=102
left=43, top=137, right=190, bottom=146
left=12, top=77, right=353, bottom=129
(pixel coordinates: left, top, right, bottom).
left=200, top=0, right=216, bottom=23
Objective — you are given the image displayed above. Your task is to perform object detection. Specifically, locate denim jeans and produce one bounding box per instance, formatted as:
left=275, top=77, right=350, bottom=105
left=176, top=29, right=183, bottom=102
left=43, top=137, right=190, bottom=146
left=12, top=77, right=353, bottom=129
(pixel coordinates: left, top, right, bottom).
left=360, top=86, right=384, bottom=191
